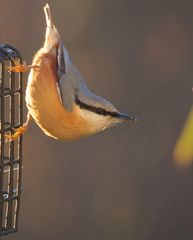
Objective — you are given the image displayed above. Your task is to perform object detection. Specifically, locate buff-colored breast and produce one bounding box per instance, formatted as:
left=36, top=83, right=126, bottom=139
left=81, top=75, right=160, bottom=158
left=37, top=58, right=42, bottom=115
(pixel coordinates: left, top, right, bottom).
left=25, top=49, right=93, bottom=140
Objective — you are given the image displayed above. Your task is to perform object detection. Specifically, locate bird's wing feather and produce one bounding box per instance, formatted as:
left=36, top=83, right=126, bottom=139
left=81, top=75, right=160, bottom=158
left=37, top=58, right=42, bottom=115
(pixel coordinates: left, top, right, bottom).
left=57, top=43, right=117, bottom=113
left=56, top=44, right=75, bottom=111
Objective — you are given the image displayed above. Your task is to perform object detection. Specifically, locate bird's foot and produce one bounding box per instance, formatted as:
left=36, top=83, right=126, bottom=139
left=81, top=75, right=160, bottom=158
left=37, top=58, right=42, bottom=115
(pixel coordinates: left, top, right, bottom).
left=6, top=59, right=38, bottom=73
left=5, top=125, right=27, bottom=142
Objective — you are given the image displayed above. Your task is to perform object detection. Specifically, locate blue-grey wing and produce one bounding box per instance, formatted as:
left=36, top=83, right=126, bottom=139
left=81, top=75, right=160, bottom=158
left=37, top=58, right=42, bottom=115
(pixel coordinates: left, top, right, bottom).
left=56, top=43, right=118, bottom=113
left=56, top=43, right=93, bottom=112
left=56, top=43, right=75, bottom=111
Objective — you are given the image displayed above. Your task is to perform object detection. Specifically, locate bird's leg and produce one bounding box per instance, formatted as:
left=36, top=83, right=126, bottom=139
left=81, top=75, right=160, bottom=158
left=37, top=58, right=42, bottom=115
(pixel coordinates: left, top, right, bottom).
left=6, top=59, right=39, bottom=73
left=5, top=112, right=32, bottom=142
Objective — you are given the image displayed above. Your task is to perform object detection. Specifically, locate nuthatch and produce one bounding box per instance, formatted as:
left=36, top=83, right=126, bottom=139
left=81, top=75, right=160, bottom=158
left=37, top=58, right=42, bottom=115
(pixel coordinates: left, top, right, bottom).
left=5, top=4, right=137, bottom=141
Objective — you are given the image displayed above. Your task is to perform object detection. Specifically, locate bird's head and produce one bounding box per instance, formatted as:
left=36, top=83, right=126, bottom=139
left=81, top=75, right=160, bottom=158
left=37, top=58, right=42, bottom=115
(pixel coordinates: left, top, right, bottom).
left=75, top=92, right=137, bottom=134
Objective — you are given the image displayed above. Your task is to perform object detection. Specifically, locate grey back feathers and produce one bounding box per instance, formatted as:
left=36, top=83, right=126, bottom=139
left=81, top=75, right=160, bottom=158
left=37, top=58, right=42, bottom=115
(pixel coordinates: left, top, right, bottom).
left=57, top=43, right=118, bottom=115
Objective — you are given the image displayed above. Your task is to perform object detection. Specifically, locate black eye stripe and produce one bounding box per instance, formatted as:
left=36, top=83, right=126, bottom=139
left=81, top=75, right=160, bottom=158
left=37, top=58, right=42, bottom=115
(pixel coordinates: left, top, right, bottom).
left=75, top=96, right=119, bottom=117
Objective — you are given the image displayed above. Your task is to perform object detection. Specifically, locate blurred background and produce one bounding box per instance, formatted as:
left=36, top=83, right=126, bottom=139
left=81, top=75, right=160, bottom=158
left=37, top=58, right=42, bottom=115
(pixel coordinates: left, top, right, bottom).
left=1, top=0, right=193, bottom=239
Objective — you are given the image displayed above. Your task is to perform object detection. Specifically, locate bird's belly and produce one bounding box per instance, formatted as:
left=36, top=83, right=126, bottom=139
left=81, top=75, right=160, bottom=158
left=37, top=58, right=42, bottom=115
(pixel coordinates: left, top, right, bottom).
left=25, top=62, right=91, bottom=140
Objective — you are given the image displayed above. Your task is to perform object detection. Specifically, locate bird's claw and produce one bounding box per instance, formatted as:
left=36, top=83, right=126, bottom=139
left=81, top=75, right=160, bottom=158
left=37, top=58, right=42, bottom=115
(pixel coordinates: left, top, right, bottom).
left=6, top=59, right=39, bottom=73
left=6, top=65, right=27, bottom=73
left=5, top=125, right=27, bottom=142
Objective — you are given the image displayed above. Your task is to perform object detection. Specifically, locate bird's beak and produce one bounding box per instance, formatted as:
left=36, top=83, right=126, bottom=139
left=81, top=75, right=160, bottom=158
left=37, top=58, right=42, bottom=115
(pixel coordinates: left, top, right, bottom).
left=116, top=113, right=138, bottom=123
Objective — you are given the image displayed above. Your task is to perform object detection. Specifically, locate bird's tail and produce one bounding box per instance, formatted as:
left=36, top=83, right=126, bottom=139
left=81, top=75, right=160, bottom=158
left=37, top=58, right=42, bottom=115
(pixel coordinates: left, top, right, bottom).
left=44, top=3, right=53, bottom=28
left=43, top=3, right=60, bottom=52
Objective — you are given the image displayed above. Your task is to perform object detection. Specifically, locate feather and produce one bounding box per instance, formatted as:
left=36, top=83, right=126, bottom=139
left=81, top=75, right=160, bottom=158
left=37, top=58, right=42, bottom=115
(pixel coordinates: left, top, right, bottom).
left=44, top=3, right=53, bottom=28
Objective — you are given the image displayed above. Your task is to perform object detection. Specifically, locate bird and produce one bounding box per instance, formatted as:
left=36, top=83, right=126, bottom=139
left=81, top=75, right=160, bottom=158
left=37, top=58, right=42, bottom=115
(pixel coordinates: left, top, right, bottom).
left=5, top=3, right=137, bottom=141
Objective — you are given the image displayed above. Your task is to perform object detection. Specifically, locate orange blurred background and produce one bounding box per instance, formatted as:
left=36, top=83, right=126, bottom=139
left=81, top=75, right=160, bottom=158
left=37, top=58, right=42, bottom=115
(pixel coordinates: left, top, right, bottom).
left=1, top=0, right=193, bottom=239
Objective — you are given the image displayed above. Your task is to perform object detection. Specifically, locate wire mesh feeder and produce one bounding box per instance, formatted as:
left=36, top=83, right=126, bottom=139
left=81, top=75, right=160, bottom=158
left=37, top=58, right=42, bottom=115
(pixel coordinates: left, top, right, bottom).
left=0, top=44, right=23, bottom=236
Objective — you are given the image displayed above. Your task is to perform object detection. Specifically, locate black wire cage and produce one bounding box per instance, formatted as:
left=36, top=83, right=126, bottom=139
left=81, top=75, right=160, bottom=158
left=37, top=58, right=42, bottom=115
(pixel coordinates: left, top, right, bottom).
left=0, top=44, right=23, bottom=236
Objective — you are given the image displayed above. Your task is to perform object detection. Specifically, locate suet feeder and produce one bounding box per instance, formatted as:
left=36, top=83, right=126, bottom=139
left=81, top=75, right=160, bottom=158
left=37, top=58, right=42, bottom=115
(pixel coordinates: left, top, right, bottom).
left=0, top=44, right=23, bottom=235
